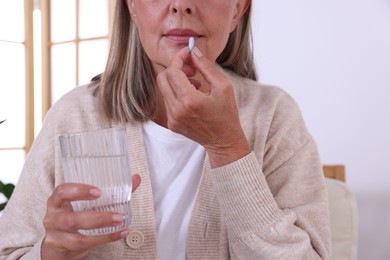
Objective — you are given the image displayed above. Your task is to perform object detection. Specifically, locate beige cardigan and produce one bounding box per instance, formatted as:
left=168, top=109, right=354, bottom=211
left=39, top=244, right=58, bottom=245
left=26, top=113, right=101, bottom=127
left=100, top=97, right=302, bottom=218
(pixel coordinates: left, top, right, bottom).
left=0, top=70, right=331, bottom=259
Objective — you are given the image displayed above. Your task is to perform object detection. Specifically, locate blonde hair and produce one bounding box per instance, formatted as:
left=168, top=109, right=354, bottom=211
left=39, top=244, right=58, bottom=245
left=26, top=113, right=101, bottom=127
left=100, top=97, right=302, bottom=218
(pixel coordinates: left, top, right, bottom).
left=92, top=0, right=257, bottom=123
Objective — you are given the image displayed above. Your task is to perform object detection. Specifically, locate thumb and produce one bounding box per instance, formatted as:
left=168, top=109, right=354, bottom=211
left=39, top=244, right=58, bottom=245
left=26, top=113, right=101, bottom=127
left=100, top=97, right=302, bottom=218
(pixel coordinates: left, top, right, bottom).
left=190, top=47, right=225, bottom=89
left=170, top=47, right=196, bottom=77
left=131, top=174, right=141, bottom=193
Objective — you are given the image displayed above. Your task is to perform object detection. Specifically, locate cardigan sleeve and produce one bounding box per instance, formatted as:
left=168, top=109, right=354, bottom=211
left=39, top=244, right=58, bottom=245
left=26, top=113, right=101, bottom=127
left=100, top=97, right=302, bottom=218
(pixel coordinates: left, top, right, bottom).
left=0, top=85, right=109, bottom=260
left=0, top=108, right=58, bottom=260
left=211, top=147, right=330, bottom=259
left=210, top=88, right=331, bottom=259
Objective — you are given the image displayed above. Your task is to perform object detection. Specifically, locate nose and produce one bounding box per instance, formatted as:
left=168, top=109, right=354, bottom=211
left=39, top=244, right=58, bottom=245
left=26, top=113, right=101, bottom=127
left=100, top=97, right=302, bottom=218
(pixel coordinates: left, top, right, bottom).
left=170, top=1, right=193, bottom=15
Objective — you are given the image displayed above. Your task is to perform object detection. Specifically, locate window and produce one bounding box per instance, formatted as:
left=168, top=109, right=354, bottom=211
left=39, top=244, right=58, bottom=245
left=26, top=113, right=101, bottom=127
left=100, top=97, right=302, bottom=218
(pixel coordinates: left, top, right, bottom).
left=0, top=0, right=114, bottom=185
left=0, top=0, right=32, bottom=185
left=46, top=0, right=111, bottom=105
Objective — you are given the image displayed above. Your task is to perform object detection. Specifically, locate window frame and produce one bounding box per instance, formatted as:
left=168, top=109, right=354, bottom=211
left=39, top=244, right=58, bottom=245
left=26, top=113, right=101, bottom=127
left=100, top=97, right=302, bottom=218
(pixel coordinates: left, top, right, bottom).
left=0, top=0, right=34, bottom=153
left=40, top=0, right=114, bottom=119
left=0, top=0, right=114, bottom=184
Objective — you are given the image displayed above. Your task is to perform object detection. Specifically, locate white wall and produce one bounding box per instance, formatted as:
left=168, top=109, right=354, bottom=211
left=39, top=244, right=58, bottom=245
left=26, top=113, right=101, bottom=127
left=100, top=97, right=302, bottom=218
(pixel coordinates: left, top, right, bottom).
left=251, top=1, right=390, bottom=259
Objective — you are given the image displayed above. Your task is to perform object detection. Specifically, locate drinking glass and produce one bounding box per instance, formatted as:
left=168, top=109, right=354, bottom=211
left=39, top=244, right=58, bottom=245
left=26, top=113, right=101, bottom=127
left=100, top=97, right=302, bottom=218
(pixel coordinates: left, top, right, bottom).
left=59, top=127, right=132, bottom=235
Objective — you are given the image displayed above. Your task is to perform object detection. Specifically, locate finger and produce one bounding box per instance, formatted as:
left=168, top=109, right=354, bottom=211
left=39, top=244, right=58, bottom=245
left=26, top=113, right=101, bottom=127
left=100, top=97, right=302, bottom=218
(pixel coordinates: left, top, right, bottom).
left=166, top=68, right=202, bottom=98
left=82, top=229, right=129, bottom=248
left=169, top=47, right=191, bottom=71
left=189, top=78, right=202, bottom=90
left=182, top=56, right=197, bottom=77
left=132, top=174, right=141, bottom=193
left=190, top=47, right=226, bottom=89
left=169, top=47, right=197, bottom=78
left=49, top=183, right=101, bottom=209
left=166, top=49, right=199, bottom=97
left=45, top=228, right=129, bottom=253
left=157, top=70, right=179, bottom=105
left=50, top=210, right=126, bottom=232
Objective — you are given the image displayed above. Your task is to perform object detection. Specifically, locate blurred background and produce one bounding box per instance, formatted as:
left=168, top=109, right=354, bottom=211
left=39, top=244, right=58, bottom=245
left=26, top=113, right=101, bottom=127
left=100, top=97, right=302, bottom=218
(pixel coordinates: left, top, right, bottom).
left=0, top=0, right=389, bottom=259
left=252, top=1, right=390, bottom=259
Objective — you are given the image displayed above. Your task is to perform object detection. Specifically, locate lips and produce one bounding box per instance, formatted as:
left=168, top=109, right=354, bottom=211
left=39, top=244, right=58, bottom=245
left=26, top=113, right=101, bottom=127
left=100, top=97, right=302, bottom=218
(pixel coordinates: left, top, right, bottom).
left=163, top=29, right=201, bottom=44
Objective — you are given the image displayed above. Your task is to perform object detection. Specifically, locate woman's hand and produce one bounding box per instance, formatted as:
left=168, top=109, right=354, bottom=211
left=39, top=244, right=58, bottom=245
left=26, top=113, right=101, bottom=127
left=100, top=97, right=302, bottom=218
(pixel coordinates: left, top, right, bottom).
left=157, top=47, right=251, bottom=168
left=41, top=174, right=141, bottom=260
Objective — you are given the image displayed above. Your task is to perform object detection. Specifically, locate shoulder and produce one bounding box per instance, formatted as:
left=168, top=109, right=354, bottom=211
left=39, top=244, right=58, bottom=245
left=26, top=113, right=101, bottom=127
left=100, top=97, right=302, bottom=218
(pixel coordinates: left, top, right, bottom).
left=222, top=69, right=313, bottom=164
left=222, top=69, right=302, bottom=124
left=53, top=84, right=96, bottom=112
left=43, top=84, right=109, bottom=134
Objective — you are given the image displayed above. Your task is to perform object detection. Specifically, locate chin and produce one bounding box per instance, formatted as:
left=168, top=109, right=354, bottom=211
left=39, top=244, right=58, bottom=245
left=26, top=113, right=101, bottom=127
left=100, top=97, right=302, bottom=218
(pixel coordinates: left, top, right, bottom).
left=153, top=52, right=176, bottom=69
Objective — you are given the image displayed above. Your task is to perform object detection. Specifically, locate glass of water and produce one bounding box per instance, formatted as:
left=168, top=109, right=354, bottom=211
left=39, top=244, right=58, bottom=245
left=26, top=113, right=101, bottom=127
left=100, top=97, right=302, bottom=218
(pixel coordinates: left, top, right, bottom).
left=59, top=127, right=132, bottom=236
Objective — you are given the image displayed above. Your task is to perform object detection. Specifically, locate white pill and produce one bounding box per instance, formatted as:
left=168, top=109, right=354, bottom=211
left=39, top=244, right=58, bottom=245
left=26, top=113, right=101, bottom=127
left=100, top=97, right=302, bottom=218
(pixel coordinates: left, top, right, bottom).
left=188, top=37, right=195, bottom=52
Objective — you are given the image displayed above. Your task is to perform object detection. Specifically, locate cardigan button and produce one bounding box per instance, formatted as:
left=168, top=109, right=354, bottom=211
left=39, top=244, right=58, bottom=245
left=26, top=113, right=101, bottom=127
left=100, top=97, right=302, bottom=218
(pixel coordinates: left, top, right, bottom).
left=126, top=230, right=144, bottom=249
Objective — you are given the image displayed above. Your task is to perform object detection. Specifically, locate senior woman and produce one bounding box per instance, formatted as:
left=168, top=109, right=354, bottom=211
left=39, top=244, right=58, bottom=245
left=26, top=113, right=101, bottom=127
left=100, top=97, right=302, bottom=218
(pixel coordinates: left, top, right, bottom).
left=0, top=0, right=331, bottom=259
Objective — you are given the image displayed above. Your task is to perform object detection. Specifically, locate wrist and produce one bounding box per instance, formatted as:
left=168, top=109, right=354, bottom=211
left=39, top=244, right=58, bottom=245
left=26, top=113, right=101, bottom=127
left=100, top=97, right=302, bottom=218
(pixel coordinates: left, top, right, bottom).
left=205, top=138, right=251, bottom=168
left=41, top=241, right=61, bottom=260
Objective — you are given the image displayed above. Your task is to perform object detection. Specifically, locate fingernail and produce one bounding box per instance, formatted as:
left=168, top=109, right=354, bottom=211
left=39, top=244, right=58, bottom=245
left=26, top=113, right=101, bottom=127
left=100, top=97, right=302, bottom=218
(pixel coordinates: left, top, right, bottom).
left=89, top=188, right=101, bottom=197
left=192, top=47, right=203, bottom=57
left=120, top=229, right=130, bottom=238
left=112, top=214, right=124, bottom=222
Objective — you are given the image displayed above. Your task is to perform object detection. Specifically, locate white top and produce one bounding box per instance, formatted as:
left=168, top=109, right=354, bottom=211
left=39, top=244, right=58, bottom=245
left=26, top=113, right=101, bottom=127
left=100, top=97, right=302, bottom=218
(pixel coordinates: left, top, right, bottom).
left=142, top=120, right=205, bottom=260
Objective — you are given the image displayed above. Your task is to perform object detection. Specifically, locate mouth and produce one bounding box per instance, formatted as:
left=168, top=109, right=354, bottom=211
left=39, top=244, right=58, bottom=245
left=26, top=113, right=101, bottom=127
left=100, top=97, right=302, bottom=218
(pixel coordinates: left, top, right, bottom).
left=163, top=29, right=201, bottom=44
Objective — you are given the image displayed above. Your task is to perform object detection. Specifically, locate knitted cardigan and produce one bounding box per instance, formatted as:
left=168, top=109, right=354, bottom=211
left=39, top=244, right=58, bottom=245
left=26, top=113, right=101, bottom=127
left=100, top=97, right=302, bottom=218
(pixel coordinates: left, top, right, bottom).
left=0, top=69, right=331, bottom=259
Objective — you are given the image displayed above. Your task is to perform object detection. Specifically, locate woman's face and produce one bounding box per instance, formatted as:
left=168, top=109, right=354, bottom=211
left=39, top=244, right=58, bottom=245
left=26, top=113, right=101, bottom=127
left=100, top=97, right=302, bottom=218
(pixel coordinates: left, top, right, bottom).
left=126, top=0, right=249, bottom=74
